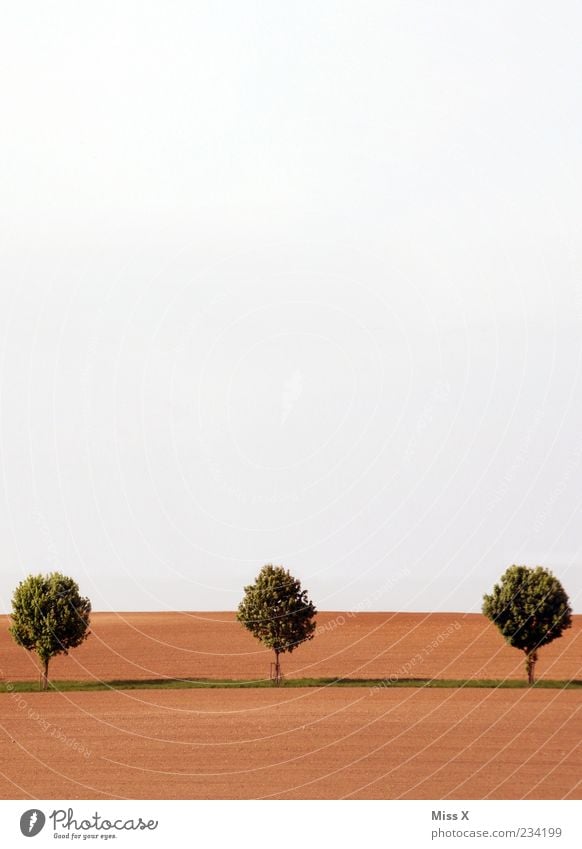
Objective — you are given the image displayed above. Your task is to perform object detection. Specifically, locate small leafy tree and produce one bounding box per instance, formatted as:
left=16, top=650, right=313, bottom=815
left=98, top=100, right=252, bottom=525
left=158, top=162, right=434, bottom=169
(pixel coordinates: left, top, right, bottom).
left=10, top=573, right=91, bottom=690
left=482, top=565, right=572, bottom=685
left=237, top=564, right=317, bottom=685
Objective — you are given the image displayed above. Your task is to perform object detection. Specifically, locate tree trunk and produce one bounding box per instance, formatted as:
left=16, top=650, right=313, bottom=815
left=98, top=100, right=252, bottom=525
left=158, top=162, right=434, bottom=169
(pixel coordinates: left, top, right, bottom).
left=274, top=651, right=281, bottom=686
left=41, top=657, right=49, bottom=692
left=525, top=650, right=538, bottom=686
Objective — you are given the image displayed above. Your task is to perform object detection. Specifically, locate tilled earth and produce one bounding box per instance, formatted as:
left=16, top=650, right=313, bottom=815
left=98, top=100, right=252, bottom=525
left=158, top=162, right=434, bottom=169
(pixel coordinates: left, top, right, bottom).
left=0, top=612, right=580, bottom=799
left=0, top=688, right=580, bottom=799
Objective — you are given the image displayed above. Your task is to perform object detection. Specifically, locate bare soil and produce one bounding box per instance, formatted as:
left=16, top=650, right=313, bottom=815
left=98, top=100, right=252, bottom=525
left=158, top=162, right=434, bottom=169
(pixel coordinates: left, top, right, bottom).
left=1, top=612, right=580, bottom=799
left=0, top=688, right=579, bottom=799
left=1, top=611, right=580, bottom=683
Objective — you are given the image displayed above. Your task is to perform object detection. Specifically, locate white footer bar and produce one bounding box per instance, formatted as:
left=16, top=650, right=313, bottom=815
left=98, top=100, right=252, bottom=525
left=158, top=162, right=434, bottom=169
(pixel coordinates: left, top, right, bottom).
left=0, top=800, right=579, bottom=848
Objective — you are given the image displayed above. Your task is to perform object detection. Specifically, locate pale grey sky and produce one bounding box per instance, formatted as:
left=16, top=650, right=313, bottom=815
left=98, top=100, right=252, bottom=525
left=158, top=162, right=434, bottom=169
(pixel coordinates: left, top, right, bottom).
left=1, top=2, right=581, bottom=613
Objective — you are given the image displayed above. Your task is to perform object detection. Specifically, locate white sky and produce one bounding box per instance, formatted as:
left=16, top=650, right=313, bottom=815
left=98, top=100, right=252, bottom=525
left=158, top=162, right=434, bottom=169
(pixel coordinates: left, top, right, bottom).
left=1, top=2, right=581, bottom=613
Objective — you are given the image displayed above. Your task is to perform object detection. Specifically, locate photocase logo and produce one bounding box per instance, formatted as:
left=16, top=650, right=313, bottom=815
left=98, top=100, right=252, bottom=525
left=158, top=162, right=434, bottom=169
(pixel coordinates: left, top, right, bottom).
left=18, top=807, right=158, bottom=839
left=19, top=809, right=46, bottom=837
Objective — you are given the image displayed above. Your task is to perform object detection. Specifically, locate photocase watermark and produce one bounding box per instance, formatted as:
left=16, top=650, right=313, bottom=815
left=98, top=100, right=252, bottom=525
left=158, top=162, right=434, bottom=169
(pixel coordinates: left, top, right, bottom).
left=315, top=569, right=412, bottom=638
left=172, top=288, right=231, bottom=356
left=280, top=368, right=303, bottom=426
left=197, top=364, right=308, bottom=505
left=531, top=436, right=582, bottom=534
left=197, top=428, right=303, bottom=506
left=403, top=380, right=451, bottom=463
left=33, top=508, right=60, bottom=570
left=370, top=619, right=462, bottom=694
left=573, top=278, right=582, bottom=322
left=80, top=285, right=115, bottom=443
left=197, top=438, right=303, bottom=505
left=315, top=612, right=352, bottom=637
left=486, top=409, right=544, bottom=512
left=4, top=682, right=92, bottom=759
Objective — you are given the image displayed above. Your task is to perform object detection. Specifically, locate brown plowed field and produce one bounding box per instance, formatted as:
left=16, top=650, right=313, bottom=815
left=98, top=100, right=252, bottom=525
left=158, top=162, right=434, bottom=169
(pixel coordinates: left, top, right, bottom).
left=0, top=613, right=580, bottom=799
left=1, top=611, right=581, bottom=683
left=0, top=689, right=580, bottom=799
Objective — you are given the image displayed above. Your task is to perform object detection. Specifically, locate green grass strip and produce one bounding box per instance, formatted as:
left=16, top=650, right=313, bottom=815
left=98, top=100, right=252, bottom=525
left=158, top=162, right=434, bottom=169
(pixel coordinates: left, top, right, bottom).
left=1, top=677, right=581, bottom=693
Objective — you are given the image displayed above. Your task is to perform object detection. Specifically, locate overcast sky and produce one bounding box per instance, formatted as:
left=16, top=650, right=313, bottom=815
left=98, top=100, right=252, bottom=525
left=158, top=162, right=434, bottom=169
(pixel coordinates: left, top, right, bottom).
left=1, top=2, right=581, bottom=613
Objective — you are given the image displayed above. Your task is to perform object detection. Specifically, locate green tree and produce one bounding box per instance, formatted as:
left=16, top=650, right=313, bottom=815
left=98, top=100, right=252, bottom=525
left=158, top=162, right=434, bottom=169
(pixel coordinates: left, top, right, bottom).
left=482, top=565, right=572, bottom=685
left=10, top=573, right=91, bottom=690
left=237, top=564, right=317, bottom=685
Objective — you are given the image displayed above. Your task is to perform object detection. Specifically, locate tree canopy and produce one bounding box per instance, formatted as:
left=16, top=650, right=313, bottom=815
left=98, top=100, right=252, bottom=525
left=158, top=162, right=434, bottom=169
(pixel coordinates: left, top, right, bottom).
left=10, top=572, right=91, bottom=690
left=237, top=564, right=317, bottom=684
left=482, top=565, right=572, bottom=684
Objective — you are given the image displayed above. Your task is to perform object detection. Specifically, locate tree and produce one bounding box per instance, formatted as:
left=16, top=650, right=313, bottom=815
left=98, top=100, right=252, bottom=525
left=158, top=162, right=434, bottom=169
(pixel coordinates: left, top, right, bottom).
left=237, top=564, right=317, bottom=685
left=10, top=573, right=91, bottom=690
left=482, top=565, right=572, bottom=685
